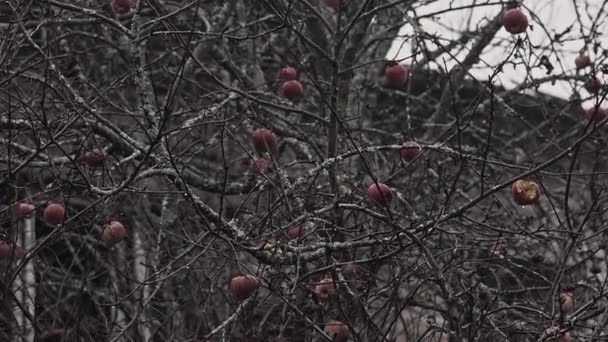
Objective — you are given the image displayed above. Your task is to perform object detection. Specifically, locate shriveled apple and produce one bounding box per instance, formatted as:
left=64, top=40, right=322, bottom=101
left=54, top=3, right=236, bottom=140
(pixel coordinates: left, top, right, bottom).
left=511, top=179, right=540, bottom=205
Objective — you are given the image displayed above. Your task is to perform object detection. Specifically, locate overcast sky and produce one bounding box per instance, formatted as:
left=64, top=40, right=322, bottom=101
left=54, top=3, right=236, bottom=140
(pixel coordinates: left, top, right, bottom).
left=388, top=0, right=607, bottom=106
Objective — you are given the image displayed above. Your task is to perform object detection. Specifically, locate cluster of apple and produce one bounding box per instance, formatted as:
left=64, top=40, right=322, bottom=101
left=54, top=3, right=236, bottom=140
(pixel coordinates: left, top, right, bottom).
left=273, top=60, right=421, bottom=206
left=0, top=144, right=126, bottom=260
left=576, top=54, right=603, bottom=95
left=579, top=54, right=607, bottom=122
left=367, top=168, right=542, bottom=209
left=229, top=268, right=355, bottom=341
left=503, top=6, right=606, bottom=123
left=502, top=5, right=604, bottom=208
left=279, top=57, right=413, bottom=97
left=0, top=240, right=24, bottom=260
left=540, top=292, right=575, bottom=341
left=280, top=66, right=303, bottom=100
left=0, top=201, right=128, bottom=261
left=252, top=126, right=423, bottom=206
left=575, top=53, right=606, bottom=122
left=365, top=140, right=423, bottom=206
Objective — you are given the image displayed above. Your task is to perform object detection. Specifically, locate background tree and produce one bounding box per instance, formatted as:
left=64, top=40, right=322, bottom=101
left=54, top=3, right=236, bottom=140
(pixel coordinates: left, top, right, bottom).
left=0, top=0, right=607, bottom=341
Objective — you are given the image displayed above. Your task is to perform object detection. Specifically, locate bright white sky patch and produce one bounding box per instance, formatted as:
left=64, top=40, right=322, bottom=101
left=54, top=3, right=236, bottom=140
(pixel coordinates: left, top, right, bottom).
left=387, top=0, right=608, bottom=106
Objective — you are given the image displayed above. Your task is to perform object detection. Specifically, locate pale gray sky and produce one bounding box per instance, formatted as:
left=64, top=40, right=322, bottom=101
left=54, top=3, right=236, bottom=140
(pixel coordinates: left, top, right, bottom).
left=388, top=0, right=607, bottom=107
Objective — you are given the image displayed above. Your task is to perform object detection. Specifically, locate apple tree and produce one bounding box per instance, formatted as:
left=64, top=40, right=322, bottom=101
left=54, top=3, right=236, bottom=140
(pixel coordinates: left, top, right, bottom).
left=0, top=0, right=607, bottom=341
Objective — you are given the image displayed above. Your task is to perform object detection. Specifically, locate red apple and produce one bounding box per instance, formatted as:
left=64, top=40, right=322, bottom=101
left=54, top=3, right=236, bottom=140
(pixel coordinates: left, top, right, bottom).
left=17, top=202, right=36, bottom=219
left=281, top=66, right=297, bottom=81
left=252, top=128, right=277, bottom=153
left=0, top=240, right=22, bottom=259
left=401, top=140, right=421, bottom=161
left=101, top=221, right=127, bottom=242
left=367, top=182, right=393, bottom=206
left=511, top=179, right=540, bottom=205
left=251, top=158, right=271, bottom=174
left=83, top=148, right=106, bottom=167
left=585, top=77, right=602, bottom=93
left=559, top=292, right=574, bottom=313
left=384, top=63, right=409, bottom=87
left=229, top=274, right=259, bottom=300
left=502, top=8, right=528, bottom=34
left=315, top=277, right=336, bottom=300
left=111, top=0, right=132, bottom=15
left=575, top=54, right=591, bottom=69
left=1, top=241, right=24, bottom=259
left=544, top=326, right=572, bottom=342
left=44, top=203, right=66, bottom=225
left=341, top=262, right=368, bottom=293
left=324, top=0, right=341, bottom=9
left=282, top=80, right=303, bottom=100
left=584, top=106, right=608, bottom=122
left=286, top=225, right=304, bottom=240
left=324, top=320, right=349, bottom=342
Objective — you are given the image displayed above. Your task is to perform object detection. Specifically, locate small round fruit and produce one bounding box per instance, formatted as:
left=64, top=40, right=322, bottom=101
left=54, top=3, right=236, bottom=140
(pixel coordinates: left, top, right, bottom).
left=17, top=203, right=36, bottom=219
left=111, top=0, right=132, bottom=15
left=559, top=292, right=574, bottom=313
left=384, top=63, right=409, bottom=87
left=324, top=320, right=349, bottom=342
left=315, top=277, right=336, bottom=300
left=367, top=182, right=393, bottom=206
left=252, top=128, right=277, bottom=153
left=324, top=0, right=341, bottom=9
left=280, top=66, right=297, bottom=81
left=584, top=107, right=608, bottom=122
left=0, top=240, right=18, bottom=259
left=575, top=54, right=591, bottom=69
left=101, top=221, right=127, bottom=242
left=342, top=263, right=367, bottom=292
left=229, top=274, right=259, bottom=300
left=502, top=8, right=528, bottom=34
left=44, top=203, right=66, bottom=225
left=251, top=158, right=271, bottom=174
left=286, top=225, right=304, bottom=240
left=83, top=149, right=106, bottom=167
left=401, top=140, right=421, bottom=161
left=511, top=179, right=540, bottom=206
left=585, top=77, right=602, bottom=93
left=282, top=80, right=303, bottom=100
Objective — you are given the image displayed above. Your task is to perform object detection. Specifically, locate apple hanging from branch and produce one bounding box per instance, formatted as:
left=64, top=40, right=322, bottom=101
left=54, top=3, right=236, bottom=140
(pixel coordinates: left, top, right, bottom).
left=502, top=8, right=528, bottom=34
